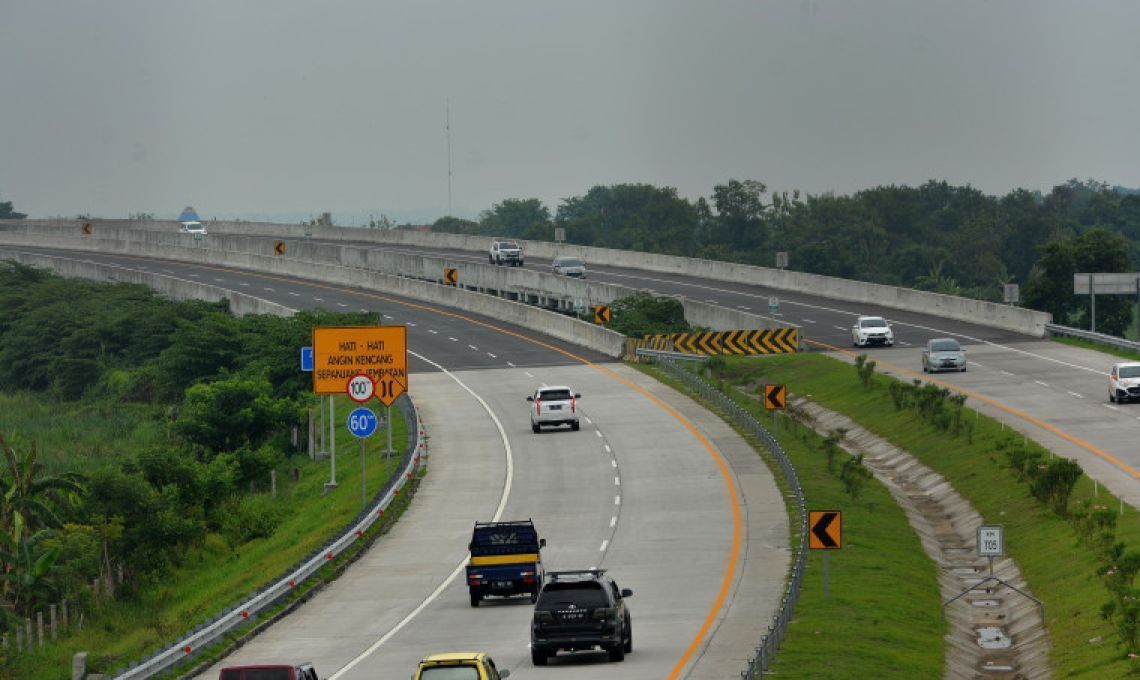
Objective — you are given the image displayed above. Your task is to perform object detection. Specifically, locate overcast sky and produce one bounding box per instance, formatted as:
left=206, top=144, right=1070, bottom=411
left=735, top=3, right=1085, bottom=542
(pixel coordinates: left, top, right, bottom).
left=2, top=1, right=1138, bottom=222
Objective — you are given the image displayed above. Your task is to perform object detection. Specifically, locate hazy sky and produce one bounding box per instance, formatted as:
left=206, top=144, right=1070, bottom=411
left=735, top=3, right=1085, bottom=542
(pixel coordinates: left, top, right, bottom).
left=2, top=1, right=1138, bottom=222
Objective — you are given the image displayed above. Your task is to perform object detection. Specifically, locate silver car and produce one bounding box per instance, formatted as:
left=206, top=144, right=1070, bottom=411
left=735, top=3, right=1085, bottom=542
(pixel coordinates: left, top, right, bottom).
left=921, top=338, right=966, bottom=373
left=551, top=256, right=586, bottom=278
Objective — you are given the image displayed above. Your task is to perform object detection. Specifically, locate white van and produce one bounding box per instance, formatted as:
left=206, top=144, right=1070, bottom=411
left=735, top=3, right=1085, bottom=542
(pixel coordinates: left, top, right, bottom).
left=179, top=221, right=208, bottom=236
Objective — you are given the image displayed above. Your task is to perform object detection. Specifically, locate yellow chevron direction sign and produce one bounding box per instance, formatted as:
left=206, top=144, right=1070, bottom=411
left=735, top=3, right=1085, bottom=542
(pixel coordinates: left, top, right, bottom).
left=652, top=328, right=799, bottom=356
left=274, top=241, right=286, bottom=256
left=764, top=383, right=786, bottom=410
left=444, top=267, right=458, bottom=286
left=81, top=223, right=93, bottom=235
left=594, top=305, right=611, bottom=324
left=809, top=511, right=842, bottom=549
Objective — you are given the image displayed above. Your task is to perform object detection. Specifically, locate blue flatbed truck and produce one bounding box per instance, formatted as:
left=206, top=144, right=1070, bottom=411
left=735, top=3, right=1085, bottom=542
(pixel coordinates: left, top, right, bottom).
left=466, top=520, right=546, bottom=607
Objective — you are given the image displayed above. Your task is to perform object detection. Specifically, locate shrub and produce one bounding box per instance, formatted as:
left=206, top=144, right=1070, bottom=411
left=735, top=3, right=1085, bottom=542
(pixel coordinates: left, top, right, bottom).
left=219, top=494, right=284, bottom=547
left=1028, top=458, right=1083, bottom=515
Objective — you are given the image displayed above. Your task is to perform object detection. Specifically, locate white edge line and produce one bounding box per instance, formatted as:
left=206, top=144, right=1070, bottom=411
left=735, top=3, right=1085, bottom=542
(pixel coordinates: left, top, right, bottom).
left=599, top=539, right=609, bottom=552
left=330, top=349, right=514, bottom=678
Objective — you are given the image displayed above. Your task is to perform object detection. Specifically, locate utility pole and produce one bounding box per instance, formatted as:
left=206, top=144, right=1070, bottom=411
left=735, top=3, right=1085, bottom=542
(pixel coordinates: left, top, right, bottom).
left=446, top=99, right=452, bottom=217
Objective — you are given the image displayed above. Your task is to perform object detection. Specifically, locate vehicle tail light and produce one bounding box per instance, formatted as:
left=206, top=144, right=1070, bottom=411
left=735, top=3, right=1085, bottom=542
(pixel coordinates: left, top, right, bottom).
left=535, top=398, right=541, bottom=416
left=571, top=396, right=576, bottom=414
left=535, top=610, right=554, bottom=623
left=468, top=574, right=483, bottom=584
left=592, top=606, right=617, bottom=620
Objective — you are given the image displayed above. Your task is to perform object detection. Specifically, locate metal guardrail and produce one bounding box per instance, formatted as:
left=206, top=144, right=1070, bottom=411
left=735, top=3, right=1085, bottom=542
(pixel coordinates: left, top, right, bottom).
left=1046, top=322, right=1140, bottom=353
left=635, top=347, right=709, bottom=362
left=111, top=393, right=423, bottom=680
left=651, top=359, right=808, bottom=679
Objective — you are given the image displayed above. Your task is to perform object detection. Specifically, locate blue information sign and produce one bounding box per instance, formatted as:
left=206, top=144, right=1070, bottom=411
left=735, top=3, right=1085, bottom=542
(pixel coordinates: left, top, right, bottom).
left=301, top=346, right=314, bottom=372
left=347, top=407, right=378, bottom=438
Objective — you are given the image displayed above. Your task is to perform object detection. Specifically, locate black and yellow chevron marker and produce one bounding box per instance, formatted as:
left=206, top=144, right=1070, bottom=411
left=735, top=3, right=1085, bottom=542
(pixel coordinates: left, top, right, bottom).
left=645, top=328, right=799, bottom=355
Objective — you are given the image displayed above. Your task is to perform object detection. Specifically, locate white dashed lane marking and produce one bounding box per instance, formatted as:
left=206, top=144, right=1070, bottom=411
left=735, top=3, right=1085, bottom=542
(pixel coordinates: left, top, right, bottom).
left=525, top=372, right=534, bottom=379
left=507, top=362, right=515, bottom=368
left=595, top=431, right=603, bottom=438
left=614, top=477, right=620, bottom=486
left=468, top=345, right=479, bottom=351
left=599, top=540, right=609, bottom=552
left=1106, top=405, right=1119, bottom=411
left=1068, top=392, right=1084, bottom=399
left=802, top=318, right=816, bottom=324
left=383, top=314, right=394, bottom=319
left=487, top=353, right=497, bottom=359
left=239, top=282, right=249, bottom=287
left=610, top=516, right=617, bottom=528
left=449, top=337, right=458, bottom=342
left=337, top=303, right=347, bottom=307
left=1001, top=370, right=1014, bottom=376
left=428, top=329, right=438, bottom=334
left=614, top=496, right=621, bottom=505
left=407, top=322, right=416, bottom=327
left=1035, top=380, right=1049, bottom=387
left=289, top=292, right=300, bottom=297
left=314, top=297, right=324, bottom=302
left=604, top=444, right=611, bottom=453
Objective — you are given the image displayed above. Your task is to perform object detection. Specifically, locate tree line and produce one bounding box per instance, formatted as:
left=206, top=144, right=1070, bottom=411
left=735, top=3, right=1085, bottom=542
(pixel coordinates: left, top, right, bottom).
left=0, top=264, right=366, bottom=635
left=433, top=178, right=1140, bottom=335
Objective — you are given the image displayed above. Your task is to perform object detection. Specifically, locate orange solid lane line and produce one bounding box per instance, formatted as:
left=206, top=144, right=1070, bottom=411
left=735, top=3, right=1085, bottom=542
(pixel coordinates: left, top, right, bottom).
left=111, top=254, right=744, bottom=677
left=808, top=339, right=1140, bottom=479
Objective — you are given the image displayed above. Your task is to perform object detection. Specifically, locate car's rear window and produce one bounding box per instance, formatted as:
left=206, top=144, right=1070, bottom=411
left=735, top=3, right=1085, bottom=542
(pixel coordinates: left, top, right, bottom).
left=419, top=667, right=481, bottom=680
left=557, top=258, right=583, bottom=267
left=930, top=340, right=960, bottom=352
left=536, top=582, right=609, bottom=609
left=539, top=389, right=572, bottom=401
left=1119, top=366, right=1140, bottom=378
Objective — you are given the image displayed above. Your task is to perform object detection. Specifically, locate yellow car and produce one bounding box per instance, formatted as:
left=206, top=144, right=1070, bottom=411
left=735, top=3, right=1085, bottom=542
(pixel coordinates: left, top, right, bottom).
left=412, top=652, right=511, bottom=680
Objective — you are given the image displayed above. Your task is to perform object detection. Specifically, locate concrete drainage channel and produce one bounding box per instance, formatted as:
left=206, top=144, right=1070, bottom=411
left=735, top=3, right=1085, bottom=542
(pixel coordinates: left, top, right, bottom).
left=793, top=399, right=1051, bottom=679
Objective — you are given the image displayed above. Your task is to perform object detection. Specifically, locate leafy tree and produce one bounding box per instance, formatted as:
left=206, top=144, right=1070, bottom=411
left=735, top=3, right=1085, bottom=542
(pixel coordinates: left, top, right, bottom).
left=606, top=292, right=690, bottom=338
left=173, top=375, right=297, bottom=455
left=431, top=216, right=478, bottom=234
left=0, top=197, right=26, bottom=220
left=1024, top=227, right=1132, bottom=334
left=555, top=184, right=698, bottom=255
left=711, top=179, right=768, bottom=254
left=478, top=198, right=551, bottom=238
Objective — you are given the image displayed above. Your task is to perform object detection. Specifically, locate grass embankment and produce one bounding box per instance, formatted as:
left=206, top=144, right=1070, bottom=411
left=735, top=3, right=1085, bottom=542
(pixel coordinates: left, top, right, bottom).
left=6, top=394, right=410, bottom=680
left=639, top=362, right=946, bottom=679
left=1054, top=335, right=1140, bottom=363
left=713, top=352, right=1139, bottom=677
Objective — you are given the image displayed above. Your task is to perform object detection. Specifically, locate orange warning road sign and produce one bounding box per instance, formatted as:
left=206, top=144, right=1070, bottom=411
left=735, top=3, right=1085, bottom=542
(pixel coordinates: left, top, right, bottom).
left=81, top=223, right=92, bottom=235
left=274, top=241, right=286, bottom=255
left=594, top=305, right=611, bottom=324
left=444, top=267, right=458, bottom=286
left=809, top=510, right=842, bottom=549
left=312, top=326, right=407, bottom=398
left=764, top=384, right=786, bottom=410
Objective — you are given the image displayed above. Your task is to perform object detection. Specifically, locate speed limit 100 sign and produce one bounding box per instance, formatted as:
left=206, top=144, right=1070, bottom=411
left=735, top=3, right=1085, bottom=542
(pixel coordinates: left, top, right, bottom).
left=347, top=374, right=375, bottom=403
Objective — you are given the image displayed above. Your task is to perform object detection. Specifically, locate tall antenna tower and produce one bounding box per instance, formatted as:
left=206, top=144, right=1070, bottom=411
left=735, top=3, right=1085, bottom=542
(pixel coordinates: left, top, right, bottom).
left=446, top=99, right=452, bottom=216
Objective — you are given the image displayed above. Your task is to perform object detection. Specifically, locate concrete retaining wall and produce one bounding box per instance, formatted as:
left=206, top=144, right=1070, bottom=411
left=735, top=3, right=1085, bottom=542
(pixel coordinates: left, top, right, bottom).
left=0, top=248, right=292, bottom=317
left=0, top=232, right=627, bottom=359
left=0, top=221, right=789, bottom=334
left=76, top=218, right=1048, bottom=337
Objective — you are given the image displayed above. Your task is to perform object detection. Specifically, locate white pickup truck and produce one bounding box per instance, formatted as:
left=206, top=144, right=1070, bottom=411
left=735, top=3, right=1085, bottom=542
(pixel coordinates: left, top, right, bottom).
left=489, top=239, right=524, bottom=266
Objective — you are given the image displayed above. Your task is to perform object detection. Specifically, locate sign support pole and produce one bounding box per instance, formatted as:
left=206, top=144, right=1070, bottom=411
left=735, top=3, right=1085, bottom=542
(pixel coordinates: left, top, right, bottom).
left=328, top=396, right=337, bottom=487
left=823, top=552, right=830, bottom=600
left=360, top=439, right=366, bottom=512
left=385, top=405, right=393, bottom=479
left=1091, top=274, right=1096, bottom=334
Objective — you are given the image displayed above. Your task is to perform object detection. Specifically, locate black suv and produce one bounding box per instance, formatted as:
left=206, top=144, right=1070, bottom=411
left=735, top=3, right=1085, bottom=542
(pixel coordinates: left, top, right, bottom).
left=530, top=569, right=633, bottom=665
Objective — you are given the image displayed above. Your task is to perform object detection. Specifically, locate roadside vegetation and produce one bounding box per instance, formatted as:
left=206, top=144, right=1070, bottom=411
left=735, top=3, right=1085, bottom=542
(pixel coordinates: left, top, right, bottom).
left=637, top=360, right=945, bottom=678
left=0, top=263, right=408, bottom=679
left=674, top=352, right=1140, bottom=677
